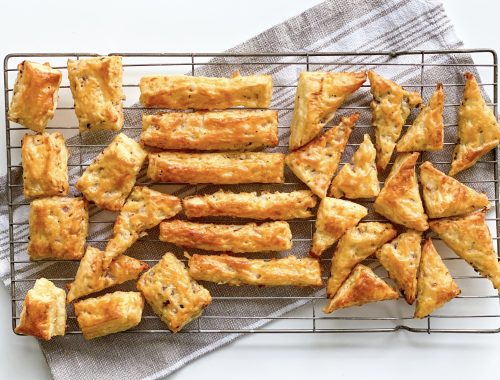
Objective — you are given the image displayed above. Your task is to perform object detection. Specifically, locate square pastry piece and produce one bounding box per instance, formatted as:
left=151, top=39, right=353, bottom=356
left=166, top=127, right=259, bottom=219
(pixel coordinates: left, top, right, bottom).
left=22, top=133, right=69, bottom=198
left=15, top=278, right=66, bottom=340
left=28, top=197, right=88, bottom=260
left=76, top=133, right=147, bottom=211
left=8, top=61, right=62, bottom=132
left=67, top=56, right=124, bottom=132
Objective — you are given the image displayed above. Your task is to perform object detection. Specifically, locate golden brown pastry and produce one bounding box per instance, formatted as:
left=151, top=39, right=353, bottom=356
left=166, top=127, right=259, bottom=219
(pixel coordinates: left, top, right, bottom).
left=414, top=238, right=461, bottom=318
left=288, top=71, right=366, bottom=150
left=326, top=222, right=397, bottom=298
left=188, top=254, right=322, bottom=287
left=368, top=71, right=421, bottom=171
left=397, top=83, right=444, bottom=152
left=323, top=264, right=399, bottom=314
left=183, top=190, right=317, bottom=220
left=147, top=152, right=284, bottom=184
left=137, top=253, right=212, bottom=332
left=329, top=134, right=380, bottom=199
left=449, top=72, right=500, bottom=176
left=285, top=113, right=358, bottom=198
left=28, top=197, right=88, bottom=260
left=74, top=291, right=144, bottom=339
left=159, top=220, right=292, bottom=253
left=375, top=230, right=422, bottom=304
left=374, top=152, right=428, bottom=231
left=429, top=211, right=500, bottom=293
left=139, top=72, right=272, bottom=109
left=8, top=61, right=62, bottom=132
left=21, top=132, right=68, bottom=198
left=66, top=246, right=148, bottom=303
left=67, top=56, right=124, bottom=132
left=140, top=110, right=278, bottom=151
left=420, top=161, right=490, bottom=218
left=311, top=198, right=367, bottom=257
left=15, top=278, right=66, bottom=340
left=76, top=133, right=147, bottom=211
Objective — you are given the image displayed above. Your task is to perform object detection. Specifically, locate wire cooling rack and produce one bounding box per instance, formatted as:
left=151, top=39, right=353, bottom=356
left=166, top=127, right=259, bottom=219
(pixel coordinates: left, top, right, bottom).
left=4, top=50, right=500, bottom=335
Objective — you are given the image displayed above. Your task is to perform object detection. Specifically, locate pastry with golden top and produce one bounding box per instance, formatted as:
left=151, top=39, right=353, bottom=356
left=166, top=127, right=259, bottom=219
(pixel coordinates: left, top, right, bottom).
left=140, top=110, right=278, bottom=151
left=67, top=56, right=124, bottom=132
left=188, top=254, right=322, bottom=287
left=374, top=152, right=428, bottom=231
left=414, top=238, right=461, bottom=318
left=8, top=61, right=62, bottom=132
left=15, top=278, right=66, bottom=340
left=449, top=72, right=500, bottom=176
left=420, top=161, right=490, bottom=218
left=286, top=113, right=358, bottom=198
left=28, top=197, right=88, bottom=260
left=311, top=198, right=367, bottom=257
left=22, top=132, right=68, bottom=198
left=76, top=133, right=147, bottom=211
left=137, top=253, right=212, bottom=332
left=368, top=71, right=421, bottom=171
left=74, top=291, right=143, bottom=339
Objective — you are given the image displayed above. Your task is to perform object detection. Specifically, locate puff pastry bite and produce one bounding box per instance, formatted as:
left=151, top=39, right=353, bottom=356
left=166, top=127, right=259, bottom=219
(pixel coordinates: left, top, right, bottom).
left=15, top=278, right=66, bottom=340
left=397, top=83, right=444, bottom=152
left=8, top=61, right=62, bottom=132
left=67, top=56, right=124, bottom=132
left=183, top=190, right=317, bottom=220
left=329, top=134, right=380, bottom=199
left=74, top=291, right=143, bottom=340
left=21, top=132, right=69, bottom=198
left=76, top=133, right=147, bottom=211
left=286, top=113, right=358, bottom=198
left=28, top=197, right=88, bottom=260
left=139, top=72, right=272, bottom=109
left=414, top=238, right=461, bottom=318
left=429, top=212, right=500, bottom=293
left=420, top=161, right=490, bottom=218
left=188, top=254, right=322, bottom=287
left=449, top=72, right=500, bottom=176
left=104, top=186, right=181, bottom=267
left=140, top=110, right=278, bottom=151
left=311, top=198, right=367, bottom=257
left=147, top=152, right=284, bottom=184
left=375, top=230, right=422, bottom=304
left=160, top=220, right=292, bottom=253
left=323, top=264, right=399, bottom=314
left=67, top=246, right=148, bottom=303
left=137, top=253, right=212, bottom=332
left=326, top=222, right=397, bottom=298
left=368, top=71, right=421, bottom=171
left=374, top=152, right=428, bottom=231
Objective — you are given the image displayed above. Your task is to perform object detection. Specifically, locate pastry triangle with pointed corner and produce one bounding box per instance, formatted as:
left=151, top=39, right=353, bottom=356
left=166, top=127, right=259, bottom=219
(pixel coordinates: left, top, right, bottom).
left=374, top=152, right=428, bottom=231
left=420, top=161, right=490, bottom=218
left=323, top=264, right=399, bottom=314
left=375, top=230, right=422, bottom=305
left=429, top=211, right=500, bottom=293
left=289, top=71, right=366, bottom=150
left=449, top=72, right=500, bottom=176
left=310, top=198, right=368, bottom=257
left=286, top=113, right=358, bottom=198
left=414, top=238, right=461, bottom=318
left=397, top=83, right=444, bottom=152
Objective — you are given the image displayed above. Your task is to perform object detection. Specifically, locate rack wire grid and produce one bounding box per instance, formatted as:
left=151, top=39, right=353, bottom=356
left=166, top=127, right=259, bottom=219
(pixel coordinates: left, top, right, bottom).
left=4, top=49, right=500, bottom=335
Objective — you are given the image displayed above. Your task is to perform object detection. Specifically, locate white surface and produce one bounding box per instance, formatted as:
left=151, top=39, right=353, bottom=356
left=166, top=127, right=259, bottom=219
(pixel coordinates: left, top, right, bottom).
left=1, top=0, right=500, bottom=379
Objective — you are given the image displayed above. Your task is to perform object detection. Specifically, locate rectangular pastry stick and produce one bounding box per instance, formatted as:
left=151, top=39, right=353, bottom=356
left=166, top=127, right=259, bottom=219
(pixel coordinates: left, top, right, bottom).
left=147, top=152, right=285, bottom=184
left=139, top=72, right=272, bottom=109
left=160, top=220, right=292, bottom=253
left=140, top=110, right=278, bottom=150
left=188, top=254, right=322, bottom=286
